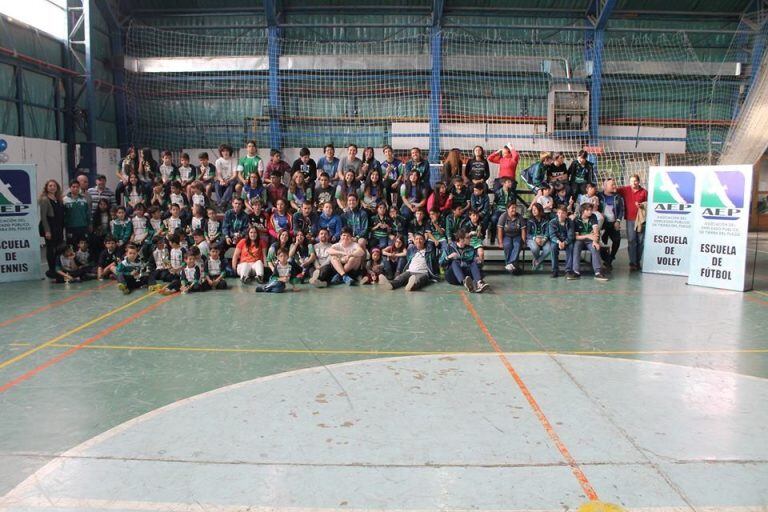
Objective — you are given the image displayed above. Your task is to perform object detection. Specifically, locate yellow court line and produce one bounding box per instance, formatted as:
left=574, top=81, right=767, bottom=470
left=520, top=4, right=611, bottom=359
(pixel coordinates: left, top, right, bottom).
left=7, top=343, right=768, bottom=357
left=0, top=292, right=157, bottom=371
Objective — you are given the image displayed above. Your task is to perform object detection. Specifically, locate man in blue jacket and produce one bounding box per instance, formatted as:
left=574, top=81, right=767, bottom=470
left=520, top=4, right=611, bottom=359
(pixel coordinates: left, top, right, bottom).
left=598, top=178, right=625, bottom=271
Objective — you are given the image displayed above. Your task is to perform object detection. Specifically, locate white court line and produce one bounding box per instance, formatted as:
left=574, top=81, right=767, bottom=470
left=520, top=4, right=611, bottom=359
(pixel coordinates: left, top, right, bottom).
left=0, top=497, right=766, bottom=512
left=2, top=355, right=767, bottom=508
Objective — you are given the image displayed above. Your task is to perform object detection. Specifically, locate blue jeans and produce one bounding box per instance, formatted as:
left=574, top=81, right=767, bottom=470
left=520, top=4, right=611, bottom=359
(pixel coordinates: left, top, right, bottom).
left=383, top=257, right=406, bottom=279
left=450, top=260, right=482, bottom=284
left=488, top=211, right=503, bottom=243
left=502, top=235, right=522, bottom=265
left=571, top=240, right=602, bottom=274
left=550, top=242, right=572, bottom=273
left=215, top=179, right=237, bottom=206
left=626, top=220, right=643, bottom=266
left=400, top=204, right=414, bottom=222
left=263, top=279, right=286, bottom=293
left=527, top=238, right=552, bottom=263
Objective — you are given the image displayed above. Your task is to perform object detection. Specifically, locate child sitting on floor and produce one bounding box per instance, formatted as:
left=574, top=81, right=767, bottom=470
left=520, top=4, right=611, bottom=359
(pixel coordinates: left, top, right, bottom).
left=255, top=248, right=297, bottom=293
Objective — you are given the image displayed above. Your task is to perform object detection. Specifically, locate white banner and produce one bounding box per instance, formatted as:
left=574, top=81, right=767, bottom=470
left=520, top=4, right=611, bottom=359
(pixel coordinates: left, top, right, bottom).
left=0, top=164, right=41, bottom=282
left=642, top=166, right=697, bottom=276
left=687, top=165, right=753, bottom=292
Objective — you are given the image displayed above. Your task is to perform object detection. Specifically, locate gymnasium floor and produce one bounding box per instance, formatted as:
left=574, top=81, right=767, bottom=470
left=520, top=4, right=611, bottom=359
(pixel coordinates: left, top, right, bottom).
left=0, top=240, right=767, bottom=512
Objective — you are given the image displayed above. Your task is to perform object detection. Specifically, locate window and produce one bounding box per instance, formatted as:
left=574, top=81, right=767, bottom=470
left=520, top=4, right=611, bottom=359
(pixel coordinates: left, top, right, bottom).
left=1, top=0, right=67, bottom=41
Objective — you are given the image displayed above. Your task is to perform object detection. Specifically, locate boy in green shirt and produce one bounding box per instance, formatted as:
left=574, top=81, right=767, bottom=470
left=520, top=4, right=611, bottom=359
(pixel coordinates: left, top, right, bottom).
left=64, top=180, right=90, bottom=244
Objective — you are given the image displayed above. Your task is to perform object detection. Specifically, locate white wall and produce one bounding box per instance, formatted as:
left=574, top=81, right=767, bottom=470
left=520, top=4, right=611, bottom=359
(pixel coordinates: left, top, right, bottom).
left=0, top=134, right=67, bottom=194
left=0, top=135, right=127, bottom=192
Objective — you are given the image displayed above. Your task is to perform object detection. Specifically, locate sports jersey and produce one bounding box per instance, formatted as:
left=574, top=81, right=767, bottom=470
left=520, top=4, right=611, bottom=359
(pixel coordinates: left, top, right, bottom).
left=75, top=249, right=90, bottom=266
left=181, top=265, right=202, bottom=286
left=159, top=164, right=179, bottom=182
left=165, top=216, right=183, bottom=234
left=169, top=193, right=186, bottom=209
left=237, top=155, right=263, bottom=180
left=116, top=257, right=142, bottom=276
left=63, top=193, right=90, bottom=228
left=110, top=218, right=132, bottom=243
left=169, top=247, right=185, bottom=270
left=131, top=215, right=150, bottom=243
left=205, top=257, right=223, bottom=277
left=152, top=247, right=170, bottom=270
left=493, top=188, right=515, bottom=212
left=178, top=164, right=197, bottom=183
left=205, top=218, right=221, bottom=240
left=575, top=214, right=598, bottom=236
left=369, top=214, right=391, bottom=240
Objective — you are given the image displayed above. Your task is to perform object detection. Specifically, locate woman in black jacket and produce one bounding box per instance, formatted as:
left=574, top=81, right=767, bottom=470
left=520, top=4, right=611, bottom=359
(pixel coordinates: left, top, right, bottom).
left=39, top=179, right=66, bottom=278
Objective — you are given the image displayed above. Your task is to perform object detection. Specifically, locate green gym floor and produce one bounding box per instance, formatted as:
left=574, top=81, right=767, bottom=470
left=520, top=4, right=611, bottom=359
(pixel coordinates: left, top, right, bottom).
left=1, top=239, right=767, bottom=512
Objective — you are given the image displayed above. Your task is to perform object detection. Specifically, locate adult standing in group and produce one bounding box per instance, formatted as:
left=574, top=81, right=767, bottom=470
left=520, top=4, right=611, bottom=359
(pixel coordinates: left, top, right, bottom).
left=336, top=144, right=362, bottom=184
left=488, top=143, right=519, bottom=193
left=87, top=174, right=115, bottom=213
left=463, top=145, right=490, bottom=189
left=39, top=179, right=66, bottom=278
left=618, top=174, right=648, bottom=271
left=441, top=148, right=463, bottom=185
left=76, top=174, right=93, bottom=208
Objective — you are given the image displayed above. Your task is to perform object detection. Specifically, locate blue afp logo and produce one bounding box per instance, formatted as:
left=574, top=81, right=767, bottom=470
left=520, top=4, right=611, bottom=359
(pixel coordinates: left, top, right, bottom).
left=0, top=169, right=32, bottom=217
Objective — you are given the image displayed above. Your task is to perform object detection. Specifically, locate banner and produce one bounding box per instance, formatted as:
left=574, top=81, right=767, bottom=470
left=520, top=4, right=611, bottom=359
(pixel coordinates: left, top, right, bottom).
left=0, top=164, right=41, bottom=283
left=687, top=165, right=753, bottom=292
left=642, top=166, right=696, bottom=276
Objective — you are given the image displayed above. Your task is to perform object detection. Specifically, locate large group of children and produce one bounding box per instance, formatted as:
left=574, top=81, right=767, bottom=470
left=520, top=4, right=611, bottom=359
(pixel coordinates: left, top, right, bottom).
left=45, top=140, right=648, bottom=294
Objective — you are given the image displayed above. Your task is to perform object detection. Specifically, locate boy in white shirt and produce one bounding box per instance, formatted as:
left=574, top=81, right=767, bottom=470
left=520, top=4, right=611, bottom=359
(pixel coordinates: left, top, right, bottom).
left=214, top=143, right=238, bottom=209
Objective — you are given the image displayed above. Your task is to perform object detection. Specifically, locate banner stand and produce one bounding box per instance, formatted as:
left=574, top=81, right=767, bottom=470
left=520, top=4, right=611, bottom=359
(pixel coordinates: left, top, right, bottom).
left=687, top=165, right=754, bottom=292
left=0, top=164, right=42, bottom=283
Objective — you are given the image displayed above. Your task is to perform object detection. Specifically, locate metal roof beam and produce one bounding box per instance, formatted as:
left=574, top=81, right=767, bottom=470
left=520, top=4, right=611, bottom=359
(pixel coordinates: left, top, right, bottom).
left=587, top=0, right=618, bottom=30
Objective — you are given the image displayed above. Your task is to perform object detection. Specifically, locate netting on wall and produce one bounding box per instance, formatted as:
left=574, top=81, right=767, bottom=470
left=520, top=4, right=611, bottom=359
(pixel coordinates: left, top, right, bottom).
left=124, top=21, right=750, bottom=183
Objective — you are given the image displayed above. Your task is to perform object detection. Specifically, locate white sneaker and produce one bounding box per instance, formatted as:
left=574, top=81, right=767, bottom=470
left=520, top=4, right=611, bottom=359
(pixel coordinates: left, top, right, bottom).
left=308, top=269, right=320, bottom=286
left=476, top=280, right=490, bottom=293
left=504, top=263, right=515, bottom=272
left=405, top=275, right=418, bottom=292
left=378, top=275, right=392, bottom=289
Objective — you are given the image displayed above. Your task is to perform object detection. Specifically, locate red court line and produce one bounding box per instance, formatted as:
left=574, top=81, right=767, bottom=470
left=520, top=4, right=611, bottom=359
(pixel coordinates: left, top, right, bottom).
left=460, top=292, right=600, bottom=502
left=0, top=281, right=115, bottom=329
left=0, top=294, right=176, bottom=394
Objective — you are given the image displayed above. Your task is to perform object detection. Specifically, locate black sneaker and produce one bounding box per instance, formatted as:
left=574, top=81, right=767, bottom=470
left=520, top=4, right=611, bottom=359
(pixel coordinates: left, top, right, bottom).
left=566, top=271, right=577, bottom=280
left=254, top=285, right=265, bottom=293
left=463, top=276, right=475, bottom=293
left=594, top=273, right=609, bottom=281
left=476, top=280, right=489, bottom=293
left=551, top=271, right=559, bottom=278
